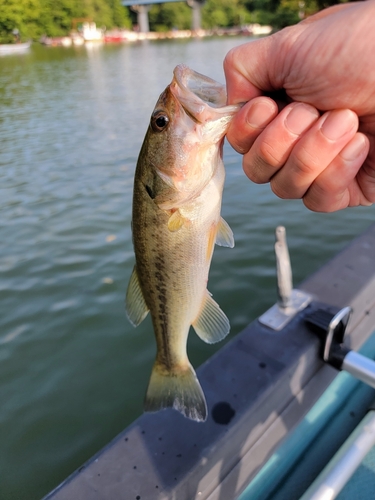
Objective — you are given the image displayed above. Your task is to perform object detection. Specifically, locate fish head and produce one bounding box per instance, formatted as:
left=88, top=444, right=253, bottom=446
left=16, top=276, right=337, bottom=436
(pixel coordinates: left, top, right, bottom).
left=143, top=64, right=240, bottom=208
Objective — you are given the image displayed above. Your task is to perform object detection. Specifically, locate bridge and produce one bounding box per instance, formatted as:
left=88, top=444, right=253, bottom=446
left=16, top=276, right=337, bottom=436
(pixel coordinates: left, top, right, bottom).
left=121, top=0, right=204, bottom=33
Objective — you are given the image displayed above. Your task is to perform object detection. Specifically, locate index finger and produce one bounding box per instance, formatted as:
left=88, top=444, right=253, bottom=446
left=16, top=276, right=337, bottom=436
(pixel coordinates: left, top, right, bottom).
left=223, top=37, right=275, bottom=104
left=226, top=97, right=278, bottom=154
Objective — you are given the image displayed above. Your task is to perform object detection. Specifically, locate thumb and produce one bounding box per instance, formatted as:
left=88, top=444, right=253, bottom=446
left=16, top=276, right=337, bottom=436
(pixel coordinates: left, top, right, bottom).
left=224, top=35, right=277, bottom=105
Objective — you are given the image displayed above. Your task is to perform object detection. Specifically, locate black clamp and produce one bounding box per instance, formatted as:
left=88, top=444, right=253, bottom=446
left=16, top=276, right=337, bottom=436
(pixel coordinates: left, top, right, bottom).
left=305, top=306, right=352, bottom=370
left=305, top=306, right=375, bottom=390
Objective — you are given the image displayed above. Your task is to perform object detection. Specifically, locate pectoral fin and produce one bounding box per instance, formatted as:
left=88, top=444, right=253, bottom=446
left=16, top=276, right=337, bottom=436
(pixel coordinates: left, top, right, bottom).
left=167, top=210, right=185, bottom=232
left=192, top=291, right=230, bottom=344
left=125, top=266, right=149, bottom=326
left=216, top=217, right=234, bottom=248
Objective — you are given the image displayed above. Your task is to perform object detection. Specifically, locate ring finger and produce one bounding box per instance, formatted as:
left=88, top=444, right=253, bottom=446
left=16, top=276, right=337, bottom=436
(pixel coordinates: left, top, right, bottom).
left=270, top=109, right=359, bottom=199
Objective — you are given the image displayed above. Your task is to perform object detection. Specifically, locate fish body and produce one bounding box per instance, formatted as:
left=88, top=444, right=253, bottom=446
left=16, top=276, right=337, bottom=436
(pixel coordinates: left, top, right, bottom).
left=126, top=65, right=239, bottom=422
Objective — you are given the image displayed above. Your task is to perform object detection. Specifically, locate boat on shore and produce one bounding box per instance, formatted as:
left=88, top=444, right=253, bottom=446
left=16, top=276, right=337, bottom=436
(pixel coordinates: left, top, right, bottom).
left=0, top=41, right=31, bottom=55
left=40, top=36, right=72, bottom=47
left=81, top=22, right=104, bottom=42
left=104, top=30, right=139, bottom=43
left=37, top=23, right=273, bottom=50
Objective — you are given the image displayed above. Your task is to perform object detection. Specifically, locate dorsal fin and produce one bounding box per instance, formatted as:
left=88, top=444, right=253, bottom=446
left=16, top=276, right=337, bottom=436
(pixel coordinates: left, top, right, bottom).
left=125, top=266, right=149, bottom=326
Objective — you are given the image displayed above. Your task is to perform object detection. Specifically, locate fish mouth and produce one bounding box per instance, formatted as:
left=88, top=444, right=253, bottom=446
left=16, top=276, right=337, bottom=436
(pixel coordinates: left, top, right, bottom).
left=170, top=64, right=239, bottom=123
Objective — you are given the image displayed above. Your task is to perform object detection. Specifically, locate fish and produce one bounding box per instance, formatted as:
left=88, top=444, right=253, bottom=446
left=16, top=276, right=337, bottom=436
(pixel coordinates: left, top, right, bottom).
left=126, top=64, right=240, bottom=422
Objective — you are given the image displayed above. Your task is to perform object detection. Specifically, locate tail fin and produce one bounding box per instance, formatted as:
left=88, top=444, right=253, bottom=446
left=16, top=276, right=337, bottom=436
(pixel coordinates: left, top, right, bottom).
left=144, top=362, right=207, bottom=422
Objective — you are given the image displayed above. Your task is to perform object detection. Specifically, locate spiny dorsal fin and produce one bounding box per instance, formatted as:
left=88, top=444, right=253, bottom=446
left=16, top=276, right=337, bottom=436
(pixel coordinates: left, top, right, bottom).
left=216, top=217, right=234, bottom=248
left=167, top=210, right=185, bottom=232
left=192, top=291, right=230, bottom=344
left=125, top=266, right=149, bottom=327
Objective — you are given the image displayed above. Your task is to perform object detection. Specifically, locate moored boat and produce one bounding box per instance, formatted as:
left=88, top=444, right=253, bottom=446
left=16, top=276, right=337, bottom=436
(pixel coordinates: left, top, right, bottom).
left=81, top=22, right=104, bottom=42
left=40, top=36, right=72, bottom=47
left=0, top=41, right=31, bottom=55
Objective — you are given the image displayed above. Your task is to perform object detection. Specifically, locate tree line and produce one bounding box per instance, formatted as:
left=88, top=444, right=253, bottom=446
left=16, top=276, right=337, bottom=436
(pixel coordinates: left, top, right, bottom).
left=0, top=0, right=348, bottom=44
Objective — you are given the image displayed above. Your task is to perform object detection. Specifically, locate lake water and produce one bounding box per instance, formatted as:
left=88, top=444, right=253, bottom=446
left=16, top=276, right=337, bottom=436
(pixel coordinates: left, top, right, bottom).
left=0, top=38, right=373, bottom=499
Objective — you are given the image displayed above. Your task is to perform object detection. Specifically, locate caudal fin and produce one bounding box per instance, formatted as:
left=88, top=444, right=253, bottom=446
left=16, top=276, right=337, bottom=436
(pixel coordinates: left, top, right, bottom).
left=144, top=362, right=207, bottom=422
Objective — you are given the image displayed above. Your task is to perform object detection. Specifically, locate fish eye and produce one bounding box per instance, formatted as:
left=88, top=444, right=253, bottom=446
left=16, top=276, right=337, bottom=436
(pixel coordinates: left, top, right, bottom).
left=151, top=112, right=169, bottom=132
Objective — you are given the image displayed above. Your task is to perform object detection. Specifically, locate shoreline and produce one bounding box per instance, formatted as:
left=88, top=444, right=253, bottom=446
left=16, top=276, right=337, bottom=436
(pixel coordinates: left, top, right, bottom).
left=38, top=24, right=272, bottom=47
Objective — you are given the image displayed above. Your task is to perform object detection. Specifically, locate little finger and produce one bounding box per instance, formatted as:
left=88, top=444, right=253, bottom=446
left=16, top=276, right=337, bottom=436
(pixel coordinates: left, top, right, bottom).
left=303, top=133, right=370, bottom=212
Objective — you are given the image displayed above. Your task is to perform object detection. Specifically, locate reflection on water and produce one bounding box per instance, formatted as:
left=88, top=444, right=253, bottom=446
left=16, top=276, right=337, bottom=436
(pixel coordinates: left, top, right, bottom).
left=0, top=40, right=373, bottom=499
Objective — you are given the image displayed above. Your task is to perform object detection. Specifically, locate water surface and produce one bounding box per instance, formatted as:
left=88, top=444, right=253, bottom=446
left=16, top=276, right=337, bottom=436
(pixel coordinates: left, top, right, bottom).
left=0, top=39, right=373, bottom=499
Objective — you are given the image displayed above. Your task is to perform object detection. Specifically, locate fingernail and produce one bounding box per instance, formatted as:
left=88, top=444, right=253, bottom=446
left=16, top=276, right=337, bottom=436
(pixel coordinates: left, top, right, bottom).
left=341, top=134, right=368, bottom=161
left=284, top=103, right=319, bottom=135
left=246, top=100, right=276, bottom=129
left=320, top=109, right=357, bottom=140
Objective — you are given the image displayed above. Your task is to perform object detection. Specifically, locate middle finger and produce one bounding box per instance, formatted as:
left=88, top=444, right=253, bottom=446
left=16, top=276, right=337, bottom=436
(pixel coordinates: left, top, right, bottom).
left=242, top=102, right=320, bottom=183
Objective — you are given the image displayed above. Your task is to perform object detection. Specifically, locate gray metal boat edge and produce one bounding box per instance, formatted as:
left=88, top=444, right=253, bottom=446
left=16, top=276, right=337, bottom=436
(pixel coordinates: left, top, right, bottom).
left=43, top=223, right=375, bottom=500
left=300, top=407, right=375, bottom=500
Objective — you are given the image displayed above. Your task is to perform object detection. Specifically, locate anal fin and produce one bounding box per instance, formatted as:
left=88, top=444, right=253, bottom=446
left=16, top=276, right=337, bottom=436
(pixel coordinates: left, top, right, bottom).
left=216, top=217, right=234, bottom=248
left=192, top=291, right=230, bottom=344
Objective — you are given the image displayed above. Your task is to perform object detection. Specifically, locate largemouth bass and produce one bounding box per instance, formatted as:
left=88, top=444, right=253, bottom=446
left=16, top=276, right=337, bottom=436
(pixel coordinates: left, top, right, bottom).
left=126, top=64, right=240, bottom=422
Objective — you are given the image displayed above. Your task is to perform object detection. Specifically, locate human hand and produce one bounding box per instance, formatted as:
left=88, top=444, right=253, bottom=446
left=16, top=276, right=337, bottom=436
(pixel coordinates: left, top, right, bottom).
left=224, top=1, right=375, bottom=212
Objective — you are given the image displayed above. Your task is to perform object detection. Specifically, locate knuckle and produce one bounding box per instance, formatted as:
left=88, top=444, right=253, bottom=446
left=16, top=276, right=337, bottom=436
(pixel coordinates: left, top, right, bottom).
left=362, top=160, right=375, bottom=180
left=270, top=178, right=291, bottom=199
left=258, top=140, right=281, bottom=168
left=303, top=194, right=336, bottom=213
left=355, top=160, right=375, bottom=204
left=223, top=48, right=238, bottom=75
left=293, top=147, right=320, bottom=177
left=243, top=160, right=266, bottom=184
left=303, top=197, right=325, bottom=212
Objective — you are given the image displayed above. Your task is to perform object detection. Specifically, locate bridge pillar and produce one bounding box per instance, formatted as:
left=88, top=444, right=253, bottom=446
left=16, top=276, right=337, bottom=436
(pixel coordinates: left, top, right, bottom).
left=131, top=5, right=150, bottom=33
left=187, top=0, right=203, bottom=32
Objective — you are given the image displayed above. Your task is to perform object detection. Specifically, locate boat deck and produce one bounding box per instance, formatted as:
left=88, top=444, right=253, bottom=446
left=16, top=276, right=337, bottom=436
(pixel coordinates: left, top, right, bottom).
left=239, top=333, right=375, bottom=499
left=43, top=223, right=375, bottom=500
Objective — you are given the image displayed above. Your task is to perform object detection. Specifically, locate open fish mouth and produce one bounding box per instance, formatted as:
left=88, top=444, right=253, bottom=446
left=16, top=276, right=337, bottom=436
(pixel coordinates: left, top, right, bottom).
left=173, top=64, right=228, bottom=108
left=170, top=64, right=239, bottom=122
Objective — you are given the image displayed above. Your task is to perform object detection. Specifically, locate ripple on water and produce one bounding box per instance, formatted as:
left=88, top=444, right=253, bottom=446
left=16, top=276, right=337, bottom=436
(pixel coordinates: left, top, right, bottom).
left=0, top=40, right=374, bottom=500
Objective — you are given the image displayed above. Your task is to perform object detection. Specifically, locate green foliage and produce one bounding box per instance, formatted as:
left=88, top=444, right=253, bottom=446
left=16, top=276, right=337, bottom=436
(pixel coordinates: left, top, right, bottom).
left=149, top=0, right=252, bottom=33
left=0, top=0, right=352, bottom=43
left=271, top=0, right=301, bottom=28
left=202, top=0, right=251, bottom=29
left=0, top=0, right=43, bottom=42
left=109, top=0, right=132, bottom=29
left=315, top=0, right=349, bottom=9
left=39, top=0, right=81, bottom=37
left=250, top=9, right=275, bottom=25
left=79, top=0, right=113, bottom=30
left=0, top=0, right=131, bottom=42
left=246, top=0, right=346, bottom=28
left=149, top=2, right=191, bottom=32
left=244, top=0, right=280, bottom=15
